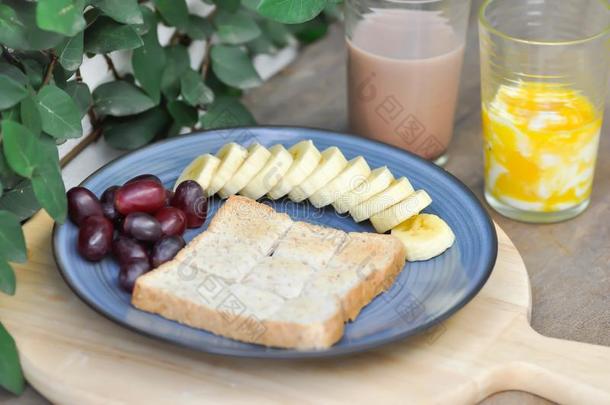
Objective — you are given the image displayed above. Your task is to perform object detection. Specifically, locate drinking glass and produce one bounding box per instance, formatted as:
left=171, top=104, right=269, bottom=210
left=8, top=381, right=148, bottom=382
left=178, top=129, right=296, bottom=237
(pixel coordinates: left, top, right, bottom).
left=479, top=0, right=610, bottom=223
left=345, top=0, right=471, bottom=165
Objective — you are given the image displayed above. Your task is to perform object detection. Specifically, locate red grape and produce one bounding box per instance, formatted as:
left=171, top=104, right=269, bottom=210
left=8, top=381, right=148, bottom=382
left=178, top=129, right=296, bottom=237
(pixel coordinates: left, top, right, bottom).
left=155, top=207, right=187, bottom=236
left=122, top=212, right=163, bottom=242
left=125, top=174, right=162, bottom=185
left=112, top=236, right=149, bottom=264
left=164, top=189, right=173, bottom=206
left=151, top=235, right=185, bottom=268
left=67, top=187, right=103, bottom=225
left=100, top=185, right=121, bottom=221
left=171, top=181, right=207, bottom=228
left=118, top=258, right=150, bottom=293
left=115, top=179, right=165, bottom=214
left=78, top=215, right=113, bottom=261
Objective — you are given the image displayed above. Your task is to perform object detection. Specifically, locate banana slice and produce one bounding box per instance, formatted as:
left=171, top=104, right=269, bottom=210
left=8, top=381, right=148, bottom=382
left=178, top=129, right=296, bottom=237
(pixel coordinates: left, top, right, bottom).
left=349, top=177, right=414, bottom=222
left=268, top=140, right=321, bottom=200
left=173, top=153, right=220, bottom=192
left=218, top=143, right=271, bottom=199
left=288, top=147, right=348, bottom=202
left=240, top=144, right=293, bottom=200
left=332, top=166, right=394, bottom=214
left=370, top=190, right=432, bottom=233
left=206, top=143, right=248, bottom=197
left=309, top=156, right=371, bottom=208
left=391, top=214, right=455, bottom=261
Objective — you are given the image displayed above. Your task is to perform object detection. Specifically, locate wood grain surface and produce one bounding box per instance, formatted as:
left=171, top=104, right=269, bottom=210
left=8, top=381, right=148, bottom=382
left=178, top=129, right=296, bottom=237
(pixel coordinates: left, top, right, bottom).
left=3, top=0, right=609, bottom=403
left=3, top=212, right=610, bottom=404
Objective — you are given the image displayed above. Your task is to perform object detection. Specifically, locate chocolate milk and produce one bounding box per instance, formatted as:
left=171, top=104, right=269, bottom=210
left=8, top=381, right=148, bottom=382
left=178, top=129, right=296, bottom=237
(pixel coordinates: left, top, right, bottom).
left=347, top=9, right=465, bottom=160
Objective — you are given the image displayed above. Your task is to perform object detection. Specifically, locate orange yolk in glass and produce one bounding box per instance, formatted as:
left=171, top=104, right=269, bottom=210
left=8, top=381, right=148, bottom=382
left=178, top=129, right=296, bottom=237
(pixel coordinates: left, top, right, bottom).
left=482, top=82, right=602, bottom=212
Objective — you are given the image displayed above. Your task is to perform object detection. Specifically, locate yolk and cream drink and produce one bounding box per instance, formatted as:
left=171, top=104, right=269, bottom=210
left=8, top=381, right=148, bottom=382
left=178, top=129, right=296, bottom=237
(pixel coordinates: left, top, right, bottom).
left=483, top=82, right=602, bottom=213
left=347, top=8, right=467, bottom=162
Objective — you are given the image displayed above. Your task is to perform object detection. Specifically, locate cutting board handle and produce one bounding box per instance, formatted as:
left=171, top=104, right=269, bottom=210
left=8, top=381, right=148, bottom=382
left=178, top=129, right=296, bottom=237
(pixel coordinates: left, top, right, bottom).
left=487, top=322, right=610, bottom=404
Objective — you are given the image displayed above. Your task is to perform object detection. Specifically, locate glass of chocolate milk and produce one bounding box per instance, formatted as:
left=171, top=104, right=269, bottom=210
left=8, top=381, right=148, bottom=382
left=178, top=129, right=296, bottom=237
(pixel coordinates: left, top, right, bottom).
left=346, top=0, right=471, bottom=165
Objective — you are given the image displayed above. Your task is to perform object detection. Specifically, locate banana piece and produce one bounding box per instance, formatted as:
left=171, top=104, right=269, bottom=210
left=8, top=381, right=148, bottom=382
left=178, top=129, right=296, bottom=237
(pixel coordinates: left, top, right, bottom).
left=332, top=166, right=394, bottom=214
left=370, top=190, right=432, bottom=233
left=391, top=214, right=455, bottom=261
left=218, top=143, right=271, bottom=199
left=268, top=140, right=321, bottom=200
left=349, top=177, right=414, bottom=222
left=288, top=147, right=348, bottom=202
left=173, top=153, right=220, bottom=192
left=309, top=156, right=371, bottom=208
left=206, top=143, right=248, bottom=197
left=240, top=144, right=293, bottom=200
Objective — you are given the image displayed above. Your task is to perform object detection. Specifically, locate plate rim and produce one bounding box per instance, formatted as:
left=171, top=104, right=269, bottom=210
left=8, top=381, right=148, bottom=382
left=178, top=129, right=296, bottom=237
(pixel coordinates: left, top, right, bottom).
left=53, top=125, right=498, bottom=359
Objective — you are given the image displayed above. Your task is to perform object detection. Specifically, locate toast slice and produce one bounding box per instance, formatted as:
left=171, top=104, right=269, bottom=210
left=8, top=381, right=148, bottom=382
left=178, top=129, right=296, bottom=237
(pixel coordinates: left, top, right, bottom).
left=133, top=196, right=406, bottom=349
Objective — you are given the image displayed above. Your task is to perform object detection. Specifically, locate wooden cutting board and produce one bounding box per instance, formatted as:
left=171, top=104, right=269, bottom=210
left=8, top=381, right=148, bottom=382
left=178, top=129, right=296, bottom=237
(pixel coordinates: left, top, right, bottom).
left=1, top=212, right=609, bottom=404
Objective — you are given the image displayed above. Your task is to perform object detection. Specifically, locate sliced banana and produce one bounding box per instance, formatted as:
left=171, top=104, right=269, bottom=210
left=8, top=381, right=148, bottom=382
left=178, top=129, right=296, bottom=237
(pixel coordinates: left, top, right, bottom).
left=391, top=214, right=455, bottom=261
left=174, top=153, right=221, bottom=192
left=268, top=140, right=321, bottom=200
left=240, top=144, right=293, bottom=200
left=309, top=156, right=371, bottom=208
left=349, top=177, right=414, bottom=222
left=370, top=190, right=432, bottom=233
left=206, top=143, right=248, bottom=197
left=288, top=147, right=348, bottom=203
left=332, top=166, right=394, bottom=214
left=218, top=143, right=271, bottom=199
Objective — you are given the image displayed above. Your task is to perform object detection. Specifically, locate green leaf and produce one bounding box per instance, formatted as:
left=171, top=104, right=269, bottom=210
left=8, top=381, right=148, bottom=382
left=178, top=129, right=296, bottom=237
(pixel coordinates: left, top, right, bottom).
left=0, top=74, right=27, bottom=110
left=1, top=120, right=38, bottom=178
left=0, top=259, right=16, bottom=295
left=84, top=16, right=143, bottom=54
left=19, top=96, right=42, bottom=136
left=214, top=10, right=261, bottom=45
left=103, top=107, right=170, bottom=149
left=152, top=0, right=188, bottom=28
left=0, top=179, right=40, bottom=222
left=32, top=160, right=66, bottom=223
left=213, top=0, right=241, bottom=12
left=242, top=0, right=260, bottom=11
left=290, top=16, right=328, bottom=44
left=93, top=81, right=156, bottom=117
left=0, top=151, right=21, bottom=191
left=0, top=322, right=24, bottom=395
left=261, top=19, right=292, bottom=47
left=36, top=133, right=61, bottom=168
left=210, top=45, right=262, bottom=90
left=180, top=69, right=214, bottom=107
left=21, top=59, right=44, bottom=90
left=132, top=28, right=166, bottom=103
left=257, top=0, right=326, bottom=24
left=200, top=96, right=256, bottom=129
left=161, top=45, right=190, bottom=99
left=64, top=81, right=92, bottom=118
left=36, top=0, right=86, bottom=37
left=0, top=0, right=65, bottom=51
left=55, top=31, right=84, bottom=71
left=167, top=100, right=198, bottom=127
left=247, top=34, right=276, bottom=55
left=133, top=4, right=156, bottom=35
left=91, top=0, right=143, bottom=25
left=182, top=15, right=213, bottom=40
left=0, top=210, right=26, bottom=263
left=0, top=63, right=27, bottom=86
left=36, top=85, right=83, bottom=139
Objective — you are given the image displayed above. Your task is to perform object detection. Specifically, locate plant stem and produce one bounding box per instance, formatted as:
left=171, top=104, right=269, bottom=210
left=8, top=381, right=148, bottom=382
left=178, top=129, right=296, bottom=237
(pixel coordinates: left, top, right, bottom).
left=103, top=54, right=121, bottom=80
left=41, top=51, right=57, bottom=87
left=199, top=41, right=212, bottom=79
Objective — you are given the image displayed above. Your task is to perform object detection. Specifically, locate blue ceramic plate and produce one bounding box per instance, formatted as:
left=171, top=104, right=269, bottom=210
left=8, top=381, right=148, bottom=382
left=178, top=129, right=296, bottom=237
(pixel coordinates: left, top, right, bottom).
left=54, top=127, right=497, bottom=358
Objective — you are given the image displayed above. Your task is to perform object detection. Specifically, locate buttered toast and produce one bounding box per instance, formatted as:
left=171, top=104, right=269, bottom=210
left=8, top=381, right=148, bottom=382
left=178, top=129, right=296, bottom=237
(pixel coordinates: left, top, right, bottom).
left=132, top=196, right=406, bottom=349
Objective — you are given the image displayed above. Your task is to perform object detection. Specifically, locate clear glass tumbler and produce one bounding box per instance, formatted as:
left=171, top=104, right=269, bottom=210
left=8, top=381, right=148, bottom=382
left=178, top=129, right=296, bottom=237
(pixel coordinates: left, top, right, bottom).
left=345, top=0, right=471, bottom=165
left=479, top=0, right=610, bottom=223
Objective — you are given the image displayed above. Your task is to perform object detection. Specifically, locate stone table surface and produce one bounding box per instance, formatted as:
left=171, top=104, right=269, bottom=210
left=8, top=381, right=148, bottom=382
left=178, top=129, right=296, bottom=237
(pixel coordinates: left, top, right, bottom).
left=3, top=1, right=608, bottom=403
